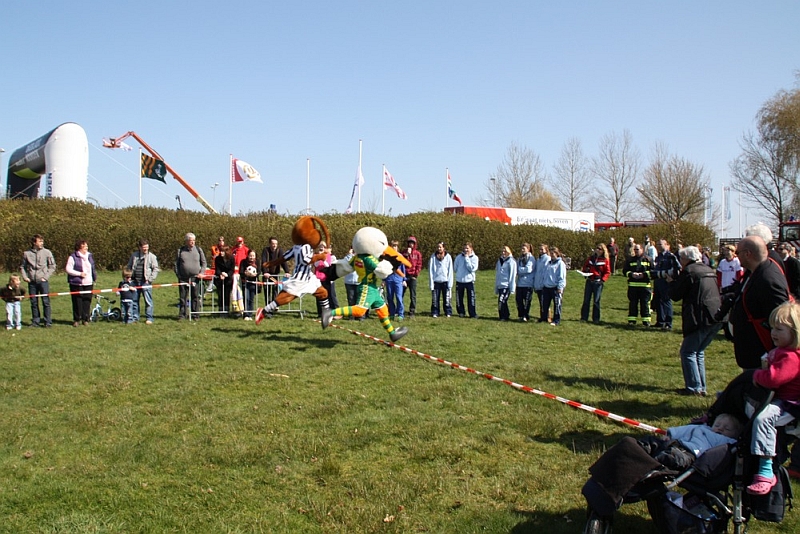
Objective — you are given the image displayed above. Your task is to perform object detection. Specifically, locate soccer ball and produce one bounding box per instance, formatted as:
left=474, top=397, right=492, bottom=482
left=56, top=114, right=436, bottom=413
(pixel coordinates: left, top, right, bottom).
left=245, top=265, right=258, bottom=278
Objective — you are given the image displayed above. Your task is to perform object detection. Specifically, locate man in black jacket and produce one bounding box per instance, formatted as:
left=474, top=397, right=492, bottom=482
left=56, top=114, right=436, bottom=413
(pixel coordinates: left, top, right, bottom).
left=729, top=236, right=790, bottom=370
left=668, top=246, right=721, bottom=396
left=778, top=242, right=800, bottom=300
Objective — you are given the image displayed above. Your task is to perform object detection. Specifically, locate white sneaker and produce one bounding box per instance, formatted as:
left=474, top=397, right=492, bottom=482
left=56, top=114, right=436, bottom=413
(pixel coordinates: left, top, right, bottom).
left=5, top=326, right=11, bottom=330
left=15, top=326, right=21, bottom=330
left=244, top=316, right=253, bottom=321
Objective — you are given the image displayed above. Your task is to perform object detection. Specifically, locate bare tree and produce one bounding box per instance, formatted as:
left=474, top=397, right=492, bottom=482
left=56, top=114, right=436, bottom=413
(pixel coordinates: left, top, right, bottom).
left=484, top=142, right=561, bottom=209
left=638, top=143, right=710, bottom=224
left=551, top=137, right=593, bottom=212
left=730, top=130, right=793, bottom=226
left=591, top=129, right=641, bottom=222
left=757, top=77, right=800, bottom=177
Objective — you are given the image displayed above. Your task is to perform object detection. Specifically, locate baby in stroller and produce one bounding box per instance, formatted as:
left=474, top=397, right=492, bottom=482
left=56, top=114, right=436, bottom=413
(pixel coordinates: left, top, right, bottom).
left=638, top=414, right=743, bottom=471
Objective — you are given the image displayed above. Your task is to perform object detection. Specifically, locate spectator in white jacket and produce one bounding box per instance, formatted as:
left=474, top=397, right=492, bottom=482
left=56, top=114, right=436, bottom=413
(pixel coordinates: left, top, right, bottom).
left=495, top=246, right=517, bottom=321
left=429, top=242, right=453, bottom=317
left=454, top=242, right=479, bottom=319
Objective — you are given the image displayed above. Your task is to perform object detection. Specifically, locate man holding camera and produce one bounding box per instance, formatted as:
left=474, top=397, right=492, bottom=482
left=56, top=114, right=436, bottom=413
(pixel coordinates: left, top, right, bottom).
left=652, top=238, right=681, bottom=330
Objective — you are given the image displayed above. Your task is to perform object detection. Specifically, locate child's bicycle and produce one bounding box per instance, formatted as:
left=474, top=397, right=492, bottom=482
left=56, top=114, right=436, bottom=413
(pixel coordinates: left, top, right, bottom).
left=90, top=294, right=122, bottom=322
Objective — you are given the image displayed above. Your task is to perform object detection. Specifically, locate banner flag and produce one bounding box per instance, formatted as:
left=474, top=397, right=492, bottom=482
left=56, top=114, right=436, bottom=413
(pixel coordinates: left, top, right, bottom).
left=383, top=167, right=408, bottom=200
left=140, top=153, right=167, bottom=183
left=231, top=158, right=263, bottom=183
left=345, top=165, right=364, bottom=214
left=447, top=171, right=462, bottom=205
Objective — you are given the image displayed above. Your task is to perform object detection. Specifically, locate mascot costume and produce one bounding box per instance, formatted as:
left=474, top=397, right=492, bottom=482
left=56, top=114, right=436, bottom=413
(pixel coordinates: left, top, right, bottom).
left=330, top=227, right=410, bottom=342
left=255, top=216, right=334, bottom=326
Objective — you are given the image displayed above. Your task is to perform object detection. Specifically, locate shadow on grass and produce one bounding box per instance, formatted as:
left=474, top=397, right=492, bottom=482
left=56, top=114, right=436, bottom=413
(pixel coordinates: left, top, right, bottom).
left=208, top=326, right=343, bottom=348
left=510, top=506, right=653, bottom=533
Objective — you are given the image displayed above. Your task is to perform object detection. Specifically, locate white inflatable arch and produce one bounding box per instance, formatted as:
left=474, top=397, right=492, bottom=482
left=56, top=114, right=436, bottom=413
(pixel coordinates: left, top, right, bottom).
left=6, top=122, right=88, bottom=200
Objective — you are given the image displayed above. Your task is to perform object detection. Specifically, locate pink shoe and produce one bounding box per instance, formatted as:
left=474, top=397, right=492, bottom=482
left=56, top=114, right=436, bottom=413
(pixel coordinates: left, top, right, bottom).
left=254, top=308, right=266, bottom=325
left=746, top=475, right=777, bottom=495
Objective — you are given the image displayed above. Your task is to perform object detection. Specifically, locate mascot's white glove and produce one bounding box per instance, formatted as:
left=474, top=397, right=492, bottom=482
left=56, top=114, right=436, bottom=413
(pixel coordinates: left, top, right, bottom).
left=374, top=259, right=393, bottom=280
left=334, top=258, right=354, bottom=277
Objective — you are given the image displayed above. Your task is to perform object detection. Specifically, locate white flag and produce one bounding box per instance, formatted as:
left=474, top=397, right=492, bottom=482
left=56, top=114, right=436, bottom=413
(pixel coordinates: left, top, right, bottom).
left=345, top=165, right=363, bottom=213
left=231, top=158, right=263, bottom=183
left=383, top=167, right=407, bottom=200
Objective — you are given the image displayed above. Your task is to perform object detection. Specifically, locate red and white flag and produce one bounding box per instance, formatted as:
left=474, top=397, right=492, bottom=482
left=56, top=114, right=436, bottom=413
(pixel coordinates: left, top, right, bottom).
left=383, top=167, right=408, bottom=200
left=231, top=158, right=263, bottom=183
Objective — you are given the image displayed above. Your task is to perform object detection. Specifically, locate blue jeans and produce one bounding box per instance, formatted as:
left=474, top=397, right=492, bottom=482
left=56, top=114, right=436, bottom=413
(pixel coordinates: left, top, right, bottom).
left=431, top=282, right=451, bottom=317
left=456, top=281, right=477, bottom=318
left=122, top=300, right=135, bottom=323
left=28, top=280, right=51, bottom=326
left=243, top=280, right=257, bottom=318
left=580, top=280, right=604, bottom=323
left=134, top=282, right=154, bottom=322
left=385, top=277, right=405, bottom=318
left=679, top=323, right=720, bottom=394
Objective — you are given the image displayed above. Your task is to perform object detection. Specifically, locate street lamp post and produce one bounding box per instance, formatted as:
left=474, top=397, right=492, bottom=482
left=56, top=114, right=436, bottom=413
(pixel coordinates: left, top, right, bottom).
left=211, top=182, right=219, bottom=210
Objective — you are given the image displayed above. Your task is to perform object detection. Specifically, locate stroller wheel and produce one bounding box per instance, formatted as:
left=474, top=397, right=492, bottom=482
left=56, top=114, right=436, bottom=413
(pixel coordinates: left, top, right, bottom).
left=583, top=509, right=612, bottom=534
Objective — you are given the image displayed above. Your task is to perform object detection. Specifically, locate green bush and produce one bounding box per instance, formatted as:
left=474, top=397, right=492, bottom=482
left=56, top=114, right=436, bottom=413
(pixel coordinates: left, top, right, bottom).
left=0, top=198, right=716, bottom=273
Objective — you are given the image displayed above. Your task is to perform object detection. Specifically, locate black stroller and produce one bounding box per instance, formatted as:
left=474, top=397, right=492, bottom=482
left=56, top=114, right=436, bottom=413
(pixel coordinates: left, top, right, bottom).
left=581, top=390, right=796, bottom=534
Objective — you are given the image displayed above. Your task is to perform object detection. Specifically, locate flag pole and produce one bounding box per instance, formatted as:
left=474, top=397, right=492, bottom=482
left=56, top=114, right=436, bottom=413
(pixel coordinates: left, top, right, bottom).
left=357, top=139, right=363, bottom=213
left=381, top=164, right=385, bottom=215
left=445, top=167, right=449, bottom=208
left=306, top=158, right=310, bottom=214
left=138, top=148, right=143, bottom=206
left=229, top=154, right=233, bottom=216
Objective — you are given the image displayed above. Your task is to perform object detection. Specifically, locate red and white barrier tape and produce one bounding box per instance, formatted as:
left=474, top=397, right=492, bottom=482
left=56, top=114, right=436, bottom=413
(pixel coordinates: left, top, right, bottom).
left=24, top=282, right=189, bottom=299
left=329, top=322, right=667, bottom=435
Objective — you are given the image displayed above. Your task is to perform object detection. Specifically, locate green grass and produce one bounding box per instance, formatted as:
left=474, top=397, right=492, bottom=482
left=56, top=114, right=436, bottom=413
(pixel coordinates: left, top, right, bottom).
left=0, top=270, right=797, bottom=533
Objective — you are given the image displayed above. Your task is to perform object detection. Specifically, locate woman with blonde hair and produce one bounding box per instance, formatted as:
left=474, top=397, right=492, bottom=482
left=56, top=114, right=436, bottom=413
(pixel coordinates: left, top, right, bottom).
left=580, top=243, right=611, bottom=324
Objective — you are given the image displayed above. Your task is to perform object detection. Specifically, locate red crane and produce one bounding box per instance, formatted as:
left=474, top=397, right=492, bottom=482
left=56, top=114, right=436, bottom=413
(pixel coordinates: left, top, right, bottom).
left=103, top=131, right=217, bottom=214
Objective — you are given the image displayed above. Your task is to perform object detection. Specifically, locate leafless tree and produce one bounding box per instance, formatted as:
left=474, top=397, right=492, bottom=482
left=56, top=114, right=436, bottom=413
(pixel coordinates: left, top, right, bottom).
left=551, top=137, right=593, bottom=212
left=638, top=143, right=710, bottom=224
left=484, top=142, right=561, bottom=209
left=591, top=129, right=641, bottom=222
left=730, top=131, right=793, bottom=226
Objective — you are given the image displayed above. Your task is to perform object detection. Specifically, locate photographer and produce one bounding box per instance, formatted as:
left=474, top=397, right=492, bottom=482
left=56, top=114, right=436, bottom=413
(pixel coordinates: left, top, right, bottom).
left=668, top=246, right=721, bottom=396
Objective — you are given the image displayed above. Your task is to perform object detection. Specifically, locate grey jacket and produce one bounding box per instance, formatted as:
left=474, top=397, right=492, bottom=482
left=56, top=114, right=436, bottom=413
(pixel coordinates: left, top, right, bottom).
left=20, top=247, right=57, bottom=282
left=127, top=251, right=160, bottom=283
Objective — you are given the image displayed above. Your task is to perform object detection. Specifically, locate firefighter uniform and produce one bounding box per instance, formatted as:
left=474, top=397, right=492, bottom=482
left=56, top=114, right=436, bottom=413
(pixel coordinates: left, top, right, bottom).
left=623, top=252, right=653, bottom=326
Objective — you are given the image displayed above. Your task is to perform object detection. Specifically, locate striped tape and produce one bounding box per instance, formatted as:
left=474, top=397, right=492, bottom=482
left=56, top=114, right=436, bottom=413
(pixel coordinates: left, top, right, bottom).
left=328, top=323, right=667, bottom=435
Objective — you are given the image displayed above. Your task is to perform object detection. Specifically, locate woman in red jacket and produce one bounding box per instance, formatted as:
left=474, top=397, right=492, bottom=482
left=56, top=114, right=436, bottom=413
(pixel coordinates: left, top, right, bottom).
left=580, top=244, right=611, bottom=324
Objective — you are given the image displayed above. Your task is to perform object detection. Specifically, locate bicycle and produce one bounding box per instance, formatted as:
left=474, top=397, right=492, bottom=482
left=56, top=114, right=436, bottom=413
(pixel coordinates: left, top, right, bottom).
left=90, top=294, right=122, bottom=322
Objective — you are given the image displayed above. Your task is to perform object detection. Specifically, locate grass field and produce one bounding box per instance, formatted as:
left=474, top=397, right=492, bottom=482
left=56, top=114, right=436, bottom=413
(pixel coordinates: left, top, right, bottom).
left=0, top=269, right=797, bottom=533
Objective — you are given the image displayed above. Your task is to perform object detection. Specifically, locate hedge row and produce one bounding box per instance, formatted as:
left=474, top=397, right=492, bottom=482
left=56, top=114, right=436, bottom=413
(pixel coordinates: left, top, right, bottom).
left=0, top=199, right=716, bottom=273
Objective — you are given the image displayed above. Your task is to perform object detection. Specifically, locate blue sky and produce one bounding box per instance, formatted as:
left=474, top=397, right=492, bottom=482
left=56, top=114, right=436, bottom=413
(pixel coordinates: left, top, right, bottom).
left=1, top=1, right=798, bottom=236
